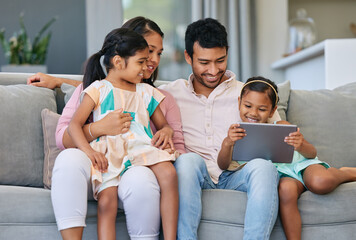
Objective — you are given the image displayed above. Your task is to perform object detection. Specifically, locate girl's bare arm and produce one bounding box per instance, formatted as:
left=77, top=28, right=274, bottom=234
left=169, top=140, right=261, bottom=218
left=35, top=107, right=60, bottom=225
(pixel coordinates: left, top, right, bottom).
left=218, top=124, right=246, bottom=170
left=278, top=121, right=317, bottom=159
left=67, top=94, right=108, bottom=172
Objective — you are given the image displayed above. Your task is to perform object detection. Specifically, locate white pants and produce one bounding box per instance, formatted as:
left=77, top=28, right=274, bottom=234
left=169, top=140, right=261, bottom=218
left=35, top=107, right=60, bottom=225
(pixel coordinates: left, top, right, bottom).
left=51, top=148, right=161, bottom=240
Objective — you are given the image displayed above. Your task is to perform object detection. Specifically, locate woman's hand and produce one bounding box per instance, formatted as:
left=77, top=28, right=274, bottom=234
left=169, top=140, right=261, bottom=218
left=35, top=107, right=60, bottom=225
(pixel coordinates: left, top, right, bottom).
left=95, top=108, right=133, bottom=136
left=284, top=128, right=304, bottom=151
left=27, top=72, right=60, bottom=89
left=151, top=125, right=175, bottom=151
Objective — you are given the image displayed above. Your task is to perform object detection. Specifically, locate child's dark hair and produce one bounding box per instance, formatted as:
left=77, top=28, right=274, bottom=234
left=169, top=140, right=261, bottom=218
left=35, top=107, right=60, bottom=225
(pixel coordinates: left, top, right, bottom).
left=241, top=76, right=279, bottom=109
left=122, top=16, right=164, bottom=86
left=185, top=18, right=228, bottom=59
left=83, top=28, right=148, bottom=89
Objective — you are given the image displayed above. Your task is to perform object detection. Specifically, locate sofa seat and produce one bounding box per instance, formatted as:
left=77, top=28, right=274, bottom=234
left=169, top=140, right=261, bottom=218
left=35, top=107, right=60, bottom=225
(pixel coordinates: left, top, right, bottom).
left=198, top=182, right=356, bottom=239
left=0, top=185, right=129, bottom=240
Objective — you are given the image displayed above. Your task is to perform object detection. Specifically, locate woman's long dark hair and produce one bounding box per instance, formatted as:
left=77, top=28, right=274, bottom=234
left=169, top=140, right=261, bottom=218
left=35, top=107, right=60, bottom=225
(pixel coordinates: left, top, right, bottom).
left=82, top=28, right=148, bottom=89
left=122, top=16, right=164, bottom=86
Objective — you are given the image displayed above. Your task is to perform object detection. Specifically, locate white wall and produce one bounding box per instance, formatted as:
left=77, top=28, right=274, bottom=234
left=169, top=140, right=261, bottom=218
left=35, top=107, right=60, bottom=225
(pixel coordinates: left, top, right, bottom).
left=255, top=0, right=356, bottom=85
left=255, top=0, right=288, bottom=84
left=289, top=0, right=356, bottom=42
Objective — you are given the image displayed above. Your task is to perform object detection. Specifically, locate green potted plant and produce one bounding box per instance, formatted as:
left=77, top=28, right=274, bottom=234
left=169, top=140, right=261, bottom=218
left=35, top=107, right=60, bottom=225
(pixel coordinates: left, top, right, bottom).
left=0, top=12, right=56, bottom=73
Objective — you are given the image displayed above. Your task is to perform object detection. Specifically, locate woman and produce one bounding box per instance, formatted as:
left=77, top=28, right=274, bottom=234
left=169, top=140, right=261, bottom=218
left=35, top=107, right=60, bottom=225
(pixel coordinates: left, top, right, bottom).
left=28, top=17, right=185, bottom=240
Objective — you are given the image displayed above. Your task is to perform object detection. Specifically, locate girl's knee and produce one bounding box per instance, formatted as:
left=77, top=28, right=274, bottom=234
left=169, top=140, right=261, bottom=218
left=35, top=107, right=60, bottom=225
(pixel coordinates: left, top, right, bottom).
left=98, top=190, right=118, bottom=214
left=155, top=163, right=178, bottom=188
left=305, top=175, right=335, bottom=194
left=278, top=179, right=300, bottom=203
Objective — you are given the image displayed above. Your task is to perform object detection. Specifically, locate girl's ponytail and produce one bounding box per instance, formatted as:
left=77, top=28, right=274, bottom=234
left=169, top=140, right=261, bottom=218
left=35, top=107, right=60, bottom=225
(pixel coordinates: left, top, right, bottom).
left=82, top=28, right=148, bottom=89
left=82, top=51, right=106, bottom=89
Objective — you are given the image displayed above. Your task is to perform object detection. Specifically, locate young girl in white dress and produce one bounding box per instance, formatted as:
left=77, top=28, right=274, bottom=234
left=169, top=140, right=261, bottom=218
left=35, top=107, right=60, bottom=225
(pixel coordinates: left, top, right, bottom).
left=68, top=28, right=178, bottom=240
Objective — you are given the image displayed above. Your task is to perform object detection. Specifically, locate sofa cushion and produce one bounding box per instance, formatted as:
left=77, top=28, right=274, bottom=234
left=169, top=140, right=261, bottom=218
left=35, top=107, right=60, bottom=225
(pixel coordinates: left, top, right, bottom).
left=41, top=109, right=62, bottom=189
left=276, top=80, right=290, bottom=121
left=298, top=182, right=356, bottom=225
left=199, top=183, right=356, bottom=239
left=287, top=83, right=356, bottom=168
left=61, top=83, right=77, bottom=105
left=0, top=185, right=98, bottom=223
left=0, top=85, right=57, bottom=187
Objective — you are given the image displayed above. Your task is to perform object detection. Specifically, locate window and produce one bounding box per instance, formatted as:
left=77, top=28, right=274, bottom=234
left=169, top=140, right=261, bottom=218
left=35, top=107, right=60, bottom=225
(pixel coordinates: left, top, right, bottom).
left=123, top=0, right=192, bottom=81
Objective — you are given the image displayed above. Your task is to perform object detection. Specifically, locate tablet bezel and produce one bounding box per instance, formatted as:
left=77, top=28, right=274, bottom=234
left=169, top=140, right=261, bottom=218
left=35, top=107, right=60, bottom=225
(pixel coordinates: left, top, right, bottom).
left=232, top=122, right=297, bottom=163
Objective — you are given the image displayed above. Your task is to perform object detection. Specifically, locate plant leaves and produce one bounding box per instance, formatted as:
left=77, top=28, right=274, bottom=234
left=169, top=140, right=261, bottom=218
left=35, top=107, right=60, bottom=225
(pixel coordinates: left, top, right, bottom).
left=0, top=13, right=56, bottom=64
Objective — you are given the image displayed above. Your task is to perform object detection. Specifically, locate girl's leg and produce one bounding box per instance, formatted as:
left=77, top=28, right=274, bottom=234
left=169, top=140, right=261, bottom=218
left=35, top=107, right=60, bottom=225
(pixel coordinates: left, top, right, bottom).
left=97, top=186, right=118, bottom=240
left=60, top=228, right=84, bottom=240
left=278, top=177, right=305, bottom=240
left=149, top=162, right=178, bottom=240
left=303, top=164, right=356, bottom=194
left=118, top=166, right=160, bottom=240
left=51, top=149, right=92, bottom=240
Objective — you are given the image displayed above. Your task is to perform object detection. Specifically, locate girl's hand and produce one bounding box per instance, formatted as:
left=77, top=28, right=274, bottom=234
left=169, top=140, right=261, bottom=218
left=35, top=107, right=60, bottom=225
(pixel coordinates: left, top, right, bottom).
left=284, top=128, right=304, bottom=151
left=151, top=125, right=175, bottom=151
left=84, top=148, right=108, bottom=173
left=226, top=124, right=246, bottom=146
left=98, top=108, right=133, bottom=136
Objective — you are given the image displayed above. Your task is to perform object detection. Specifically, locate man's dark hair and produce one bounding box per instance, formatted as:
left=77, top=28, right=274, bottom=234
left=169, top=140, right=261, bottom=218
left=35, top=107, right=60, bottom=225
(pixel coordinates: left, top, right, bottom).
left=185, top=18, right=229, bottom=59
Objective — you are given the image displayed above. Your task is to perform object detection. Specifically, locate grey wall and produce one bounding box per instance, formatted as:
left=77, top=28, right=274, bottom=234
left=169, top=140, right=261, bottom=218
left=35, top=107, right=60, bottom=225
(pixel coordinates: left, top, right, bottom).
left=0, top=0, right=86, bottom=74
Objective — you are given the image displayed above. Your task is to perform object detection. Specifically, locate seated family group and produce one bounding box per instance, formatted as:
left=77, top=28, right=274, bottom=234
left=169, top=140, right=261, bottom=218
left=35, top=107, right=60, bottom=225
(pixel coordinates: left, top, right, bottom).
left=28, top=17, right=356, bottom=240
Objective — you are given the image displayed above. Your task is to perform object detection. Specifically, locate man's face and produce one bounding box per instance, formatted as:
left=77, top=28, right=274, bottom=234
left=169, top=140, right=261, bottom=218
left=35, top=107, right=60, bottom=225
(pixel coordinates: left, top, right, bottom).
left=185, top=42, right=228, bottom=94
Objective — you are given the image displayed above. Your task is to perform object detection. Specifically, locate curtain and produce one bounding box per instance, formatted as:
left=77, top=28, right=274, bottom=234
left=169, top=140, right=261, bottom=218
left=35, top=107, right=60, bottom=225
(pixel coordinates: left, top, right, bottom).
left=85, top=0, right=123, bottom=57
left=191, top=0, right=254, bottom=82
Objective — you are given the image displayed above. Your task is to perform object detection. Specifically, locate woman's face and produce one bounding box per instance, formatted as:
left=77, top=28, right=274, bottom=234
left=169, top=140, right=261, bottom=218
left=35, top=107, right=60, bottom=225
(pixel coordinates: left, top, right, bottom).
left=143, top=32, right=163, bottom=79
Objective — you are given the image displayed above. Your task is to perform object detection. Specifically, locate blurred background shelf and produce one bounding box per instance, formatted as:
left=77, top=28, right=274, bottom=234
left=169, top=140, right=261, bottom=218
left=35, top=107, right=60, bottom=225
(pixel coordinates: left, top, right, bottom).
left=271, top=39, right=356, bottom=90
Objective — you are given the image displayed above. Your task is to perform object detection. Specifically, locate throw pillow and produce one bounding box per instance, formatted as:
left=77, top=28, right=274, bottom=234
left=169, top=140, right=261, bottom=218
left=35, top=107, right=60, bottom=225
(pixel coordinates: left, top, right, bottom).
left=41, top=108, right=62, bottom=189
left=61, top=83, right=77, bottom=104
left=0, top=85, right=57, bottom=187
left=276, top=80, right=291, bottom=121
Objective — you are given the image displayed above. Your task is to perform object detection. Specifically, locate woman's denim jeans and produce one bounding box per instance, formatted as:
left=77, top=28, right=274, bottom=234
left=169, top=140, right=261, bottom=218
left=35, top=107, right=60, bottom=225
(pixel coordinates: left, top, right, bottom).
left=174, top=152, right=279, bottom=240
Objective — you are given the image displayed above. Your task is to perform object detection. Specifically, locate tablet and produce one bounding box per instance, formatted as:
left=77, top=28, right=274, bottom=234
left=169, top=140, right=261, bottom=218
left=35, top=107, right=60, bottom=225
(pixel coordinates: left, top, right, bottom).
left=232, top=122, right=297, bottom=163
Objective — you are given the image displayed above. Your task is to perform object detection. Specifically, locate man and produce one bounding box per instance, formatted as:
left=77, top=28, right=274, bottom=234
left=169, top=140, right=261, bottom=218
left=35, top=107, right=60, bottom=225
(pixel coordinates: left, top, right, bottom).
left=160, top=18, right=280, bottom=240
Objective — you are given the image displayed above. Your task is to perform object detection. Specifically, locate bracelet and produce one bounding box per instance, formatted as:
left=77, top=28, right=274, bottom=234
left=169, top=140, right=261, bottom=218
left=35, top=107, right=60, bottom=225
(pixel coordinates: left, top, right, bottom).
left=88, top=123, right=94, bottom=138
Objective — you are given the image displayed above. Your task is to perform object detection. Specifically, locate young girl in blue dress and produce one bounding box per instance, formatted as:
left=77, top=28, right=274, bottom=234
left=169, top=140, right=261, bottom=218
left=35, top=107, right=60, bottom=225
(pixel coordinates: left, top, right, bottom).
left=68, top=28, right=178, bottom=240
left=218, top=76, right=356, bottom=240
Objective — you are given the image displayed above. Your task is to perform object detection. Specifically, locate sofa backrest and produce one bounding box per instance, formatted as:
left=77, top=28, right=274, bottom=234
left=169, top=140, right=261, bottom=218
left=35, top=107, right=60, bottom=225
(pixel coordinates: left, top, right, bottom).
left=286, top=82, right=356, bottom=168
left=0, top=73, right=83, bottom=114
